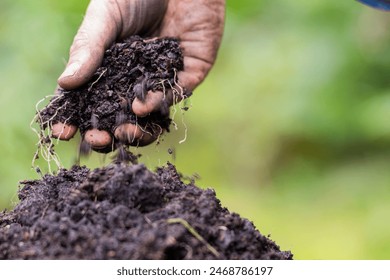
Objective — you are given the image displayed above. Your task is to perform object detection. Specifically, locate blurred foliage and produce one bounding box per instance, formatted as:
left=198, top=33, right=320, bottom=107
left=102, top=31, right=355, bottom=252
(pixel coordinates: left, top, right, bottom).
left=1, top=0, right=390, bottom=259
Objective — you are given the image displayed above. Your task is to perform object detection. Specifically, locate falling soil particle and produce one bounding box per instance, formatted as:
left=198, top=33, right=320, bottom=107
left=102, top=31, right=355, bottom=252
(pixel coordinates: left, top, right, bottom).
left=0, top=163, right=293, bottom=260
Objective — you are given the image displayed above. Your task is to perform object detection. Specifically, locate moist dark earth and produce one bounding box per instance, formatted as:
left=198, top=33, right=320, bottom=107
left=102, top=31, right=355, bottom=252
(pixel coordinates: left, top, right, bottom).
left=38, top=36, right=189, bottom=150
left=0, top=163, right=292, bottom=260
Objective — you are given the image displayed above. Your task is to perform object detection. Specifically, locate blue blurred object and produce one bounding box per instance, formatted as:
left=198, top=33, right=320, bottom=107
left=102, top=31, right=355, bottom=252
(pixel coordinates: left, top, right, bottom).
left=357, top=0, right=390, bottom=10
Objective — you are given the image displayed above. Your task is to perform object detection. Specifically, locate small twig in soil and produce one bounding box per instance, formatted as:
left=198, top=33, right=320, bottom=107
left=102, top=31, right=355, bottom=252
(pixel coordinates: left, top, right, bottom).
left=88, top=68, right=107, bottom=91
left=167, top=218, right=220, bottom=258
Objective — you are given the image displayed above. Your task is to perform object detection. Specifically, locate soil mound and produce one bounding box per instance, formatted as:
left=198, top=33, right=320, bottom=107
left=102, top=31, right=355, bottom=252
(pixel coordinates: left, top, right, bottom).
left=0, top=163, right=292, bottom=260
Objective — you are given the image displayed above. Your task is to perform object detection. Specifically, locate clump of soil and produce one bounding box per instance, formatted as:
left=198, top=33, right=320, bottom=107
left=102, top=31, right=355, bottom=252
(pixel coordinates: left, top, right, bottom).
left=0, top=163, right=292, bottom=260
left=37, top=36, right=188, bottom=151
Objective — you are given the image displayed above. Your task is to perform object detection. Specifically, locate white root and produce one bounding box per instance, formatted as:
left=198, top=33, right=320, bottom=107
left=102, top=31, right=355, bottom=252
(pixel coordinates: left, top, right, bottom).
left=30, top=95, right=70, bottom=173
left=170, top=70, right=190, bottom=144
left=88, top=68, right=107, bottom=91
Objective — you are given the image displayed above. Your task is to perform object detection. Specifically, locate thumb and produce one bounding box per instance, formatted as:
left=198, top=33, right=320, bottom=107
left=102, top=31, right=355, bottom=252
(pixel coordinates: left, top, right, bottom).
left=58, top=0, right=122, bottom=90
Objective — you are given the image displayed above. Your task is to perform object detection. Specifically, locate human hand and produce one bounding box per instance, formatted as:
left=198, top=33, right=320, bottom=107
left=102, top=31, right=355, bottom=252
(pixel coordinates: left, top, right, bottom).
left=52, top=0, right=225, bottom=150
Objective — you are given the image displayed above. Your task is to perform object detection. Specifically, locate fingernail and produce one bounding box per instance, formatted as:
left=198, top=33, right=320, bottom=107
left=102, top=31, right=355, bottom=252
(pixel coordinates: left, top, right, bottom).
left=59, top=62, right=80, bottom=79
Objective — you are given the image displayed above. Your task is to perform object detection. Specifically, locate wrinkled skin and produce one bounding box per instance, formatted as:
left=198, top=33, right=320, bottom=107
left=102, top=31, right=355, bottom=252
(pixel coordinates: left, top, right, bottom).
left=52, top=0, right=225, bottom=149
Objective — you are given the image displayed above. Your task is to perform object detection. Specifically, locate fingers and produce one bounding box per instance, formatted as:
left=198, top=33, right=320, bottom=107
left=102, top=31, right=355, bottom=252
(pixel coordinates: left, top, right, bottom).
left=132, top=90, right=173, bottom=117
left=51, top=124, right=155, bottom=151
left=158, top=0, right=225, bottom=91
left=58, top=0, right=122, bottom=90
left=52, top=123, right=114, bottom=151
left=58, top=0, right=169, bottom=91
left=49, top=91, right=163, bottom=149
left=81, top=124, right=157, bottom=151
left=84, top=128, right=113, bottom=150
left=83, top=123, right=157, bottom=151
left=114, top=123, right=157, bottom=147
left=51, top=123, right=78, bottom=140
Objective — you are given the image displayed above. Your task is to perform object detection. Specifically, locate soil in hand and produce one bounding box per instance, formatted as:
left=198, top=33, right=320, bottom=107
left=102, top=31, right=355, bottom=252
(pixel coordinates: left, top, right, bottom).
left=37, top=36, right=188, bottom=152
left=0, top=163, right=293, bottom=260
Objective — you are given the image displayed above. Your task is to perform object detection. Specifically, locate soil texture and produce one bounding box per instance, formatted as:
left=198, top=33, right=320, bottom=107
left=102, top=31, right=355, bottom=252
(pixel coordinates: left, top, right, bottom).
left=37, top=36, right=187, bottom=151
left=0, top=163, right=292, bottom=260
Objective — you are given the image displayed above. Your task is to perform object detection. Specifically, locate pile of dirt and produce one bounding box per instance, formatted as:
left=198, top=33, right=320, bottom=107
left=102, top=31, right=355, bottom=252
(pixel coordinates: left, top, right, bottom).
left=37, top=36, right=188, bottom=152
left=0, top=163, right=292, bottom=260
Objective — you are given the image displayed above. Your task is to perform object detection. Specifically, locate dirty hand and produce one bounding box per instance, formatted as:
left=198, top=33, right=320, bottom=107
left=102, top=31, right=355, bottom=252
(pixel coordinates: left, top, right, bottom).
left=52, top=0, right=225, bottom=149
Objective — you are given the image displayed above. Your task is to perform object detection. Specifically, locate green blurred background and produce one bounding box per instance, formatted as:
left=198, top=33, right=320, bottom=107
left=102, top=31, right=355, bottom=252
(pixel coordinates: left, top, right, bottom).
left=1, top=0, right=390, bottom=259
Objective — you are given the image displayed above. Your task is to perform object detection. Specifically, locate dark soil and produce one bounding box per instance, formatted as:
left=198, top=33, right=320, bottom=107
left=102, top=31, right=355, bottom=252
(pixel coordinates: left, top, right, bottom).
left=0, top=163, right=292, bottom=260
left=38, top=36, right=188, bottom=151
